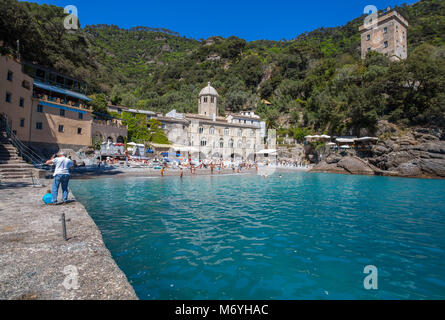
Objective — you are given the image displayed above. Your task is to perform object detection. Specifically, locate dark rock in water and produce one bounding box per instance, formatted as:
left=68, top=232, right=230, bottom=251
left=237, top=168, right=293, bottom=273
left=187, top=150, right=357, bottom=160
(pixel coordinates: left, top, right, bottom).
left=337, top=157, right=375, bottom=175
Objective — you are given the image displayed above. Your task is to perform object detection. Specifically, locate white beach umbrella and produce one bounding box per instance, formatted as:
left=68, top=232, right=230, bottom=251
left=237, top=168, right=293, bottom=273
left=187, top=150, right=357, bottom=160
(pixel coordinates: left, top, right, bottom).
left=256, top=149, right=277, bottom=154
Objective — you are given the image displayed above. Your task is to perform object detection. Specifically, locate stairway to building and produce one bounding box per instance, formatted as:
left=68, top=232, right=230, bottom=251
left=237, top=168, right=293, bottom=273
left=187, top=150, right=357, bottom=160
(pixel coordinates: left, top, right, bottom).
left=0, top=133, right=36, bottom=180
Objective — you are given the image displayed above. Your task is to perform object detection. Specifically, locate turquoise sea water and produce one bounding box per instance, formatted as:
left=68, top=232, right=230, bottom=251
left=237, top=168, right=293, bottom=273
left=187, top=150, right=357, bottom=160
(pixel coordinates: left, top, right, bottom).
left=70, top=172, right=445, bottom=300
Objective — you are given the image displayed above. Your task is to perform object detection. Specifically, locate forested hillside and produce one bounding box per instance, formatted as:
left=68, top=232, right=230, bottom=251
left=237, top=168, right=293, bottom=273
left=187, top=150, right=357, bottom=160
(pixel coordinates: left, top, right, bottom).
left=1, top=0, right=444, bottom=136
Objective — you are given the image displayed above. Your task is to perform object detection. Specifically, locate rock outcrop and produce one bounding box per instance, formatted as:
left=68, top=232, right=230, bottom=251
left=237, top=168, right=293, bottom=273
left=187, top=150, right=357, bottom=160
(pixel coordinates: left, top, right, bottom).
left=312, top=156, right=375, bottom=175
left=369, top=128, right=445, bottom=178
left=311, top=124, right=445, bottom=179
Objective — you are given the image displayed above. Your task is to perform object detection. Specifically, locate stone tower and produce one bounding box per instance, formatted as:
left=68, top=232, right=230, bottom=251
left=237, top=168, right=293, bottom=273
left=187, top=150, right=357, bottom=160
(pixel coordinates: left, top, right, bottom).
left=198, top=82, right=219, bottom=117
left=360, top=8, right=409, bottom=61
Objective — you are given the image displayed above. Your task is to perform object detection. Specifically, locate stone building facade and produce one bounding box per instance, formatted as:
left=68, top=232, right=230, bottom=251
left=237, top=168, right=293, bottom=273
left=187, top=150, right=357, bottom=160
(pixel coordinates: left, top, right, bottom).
left=1, top=55, right=127, bottom=154
left=0, top=55, right=34, bottom=141
left=360, top=9, right=409, bottom=61
left=160, top=83, right=266, bottom=161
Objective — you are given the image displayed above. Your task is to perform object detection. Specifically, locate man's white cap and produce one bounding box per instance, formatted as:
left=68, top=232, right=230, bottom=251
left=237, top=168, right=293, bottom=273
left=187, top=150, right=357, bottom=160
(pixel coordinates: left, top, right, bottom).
left=57, top=151, right=66, bottom=156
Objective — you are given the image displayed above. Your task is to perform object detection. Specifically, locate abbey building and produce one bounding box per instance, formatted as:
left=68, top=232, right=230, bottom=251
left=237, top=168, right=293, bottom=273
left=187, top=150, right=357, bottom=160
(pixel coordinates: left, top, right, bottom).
left=161, top=82, right=267, bottom=161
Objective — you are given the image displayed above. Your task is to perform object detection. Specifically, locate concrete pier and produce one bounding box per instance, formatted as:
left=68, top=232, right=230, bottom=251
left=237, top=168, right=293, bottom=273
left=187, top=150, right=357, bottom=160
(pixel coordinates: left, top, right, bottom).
left=0, top=179, right=137, bottom=300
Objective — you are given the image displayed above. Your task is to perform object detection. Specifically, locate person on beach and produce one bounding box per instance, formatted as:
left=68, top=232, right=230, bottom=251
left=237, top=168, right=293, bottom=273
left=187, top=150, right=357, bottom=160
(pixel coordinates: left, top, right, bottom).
left=180, top=167, right=183, bottom=179
left=160, top=166, right=165, bottom=177
left=124, top=150, right=129, bottom=167
left=45, top=151, right=73, bottom=204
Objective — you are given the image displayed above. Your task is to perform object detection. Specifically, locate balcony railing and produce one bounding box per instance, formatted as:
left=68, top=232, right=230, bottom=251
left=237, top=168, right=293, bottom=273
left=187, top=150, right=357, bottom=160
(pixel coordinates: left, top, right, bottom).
left=34, top=93, right=92, bottom=111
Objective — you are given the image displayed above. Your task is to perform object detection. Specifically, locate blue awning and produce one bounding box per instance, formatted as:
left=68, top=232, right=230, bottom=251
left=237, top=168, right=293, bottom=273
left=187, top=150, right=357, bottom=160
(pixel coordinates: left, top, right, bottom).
left=39, top=101, right=87, bottom=114
left=33, top=80, right=91, bottom=101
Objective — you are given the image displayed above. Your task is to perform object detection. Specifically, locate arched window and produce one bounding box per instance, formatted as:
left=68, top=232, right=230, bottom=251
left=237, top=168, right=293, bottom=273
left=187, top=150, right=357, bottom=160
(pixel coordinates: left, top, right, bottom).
left=246, top=140, right=251, bottom=149
left=219, top=138, right=224, bottom=148
left=237, top=129, right=242, bottom=137
left=238, top=140, right=243, bottom=148
left=211, top=97, right=215, bottom=103
left=209, top=126, right=215, bottom=135
left=250, top=129, right=255, bottom=137
left=200, top=138, right=207, bottom=147
left=229, top=139, right=234, bottom=148
left=224, top=128, right=230, bottom=136
left=204, top=97, right=208, bottom=103
left=198, top=126, right=204, bottom=134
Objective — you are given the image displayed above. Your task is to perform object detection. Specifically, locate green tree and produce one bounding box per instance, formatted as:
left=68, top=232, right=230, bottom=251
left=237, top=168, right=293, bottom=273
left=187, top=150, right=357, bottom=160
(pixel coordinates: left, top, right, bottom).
left=90, top=93, right=109, bottom=114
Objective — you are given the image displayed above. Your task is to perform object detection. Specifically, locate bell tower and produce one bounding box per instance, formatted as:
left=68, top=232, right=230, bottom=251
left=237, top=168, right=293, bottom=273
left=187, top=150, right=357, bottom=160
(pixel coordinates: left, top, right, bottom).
left=198, top=82, right=219, bottom=117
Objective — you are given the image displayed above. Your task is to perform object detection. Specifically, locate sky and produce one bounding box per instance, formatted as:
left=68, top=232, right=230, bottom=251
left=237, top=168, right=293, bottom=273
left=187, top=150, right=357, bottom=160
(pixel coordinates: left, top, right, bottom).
left=20, top=0, right=418, bottom=41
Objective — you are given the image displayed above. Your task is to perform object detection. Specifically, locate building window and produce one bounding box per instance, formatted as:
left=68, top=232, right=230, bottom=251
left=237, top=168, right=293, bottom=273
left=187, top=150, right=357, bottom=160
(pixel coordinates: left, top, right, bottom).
left=229, top=139, right=234, bottom=148
left=58, top=125, right=64, bottom=132
left=36, top=122, right=43, bottom=130
left=209, top=126, right=215, bottom=135
left=12, top=130, right=17, bottom=135
left=22, top=80, right=31, bottom=90
left=7, top=70, right=13, bottom=81
left=161, top=124, right=166, bottom=129
left=250, top=130, right=255, bottom=137
left=246, top=141, right=251, bottom=149
left=238, top=140, right=243, bottom=148
left=200, top=138, right=207, bottom=147
left=211, top=97, right=215, bottom=103
left=367, top=34, right=370, bottom=41
left=60, top=109, right=65, bottom=117
left=37, top=105, right=43, bottom=113
left=19, top=97, right=24, bottom=107
left=224, top=128, right=229, bottom=135
left=237, top=129, right=242, bottom=137
left=204, top=97, right=208, bottom=103
left=367, top=48, right=371, bottom=52
left=198, top=126, right=204, bottom=134
left=5, top=92, right=11, bottom=103
left=78, top=113, right=83, bottom=119
left=77, top=128, right=82, bottom=135
left=384, top=27, right=388, bottom=34
left=20, top=119, right=25, bottom=127
left=384, top=41, right=389, bottom=48
left=219, top=138, right=224, bottom=148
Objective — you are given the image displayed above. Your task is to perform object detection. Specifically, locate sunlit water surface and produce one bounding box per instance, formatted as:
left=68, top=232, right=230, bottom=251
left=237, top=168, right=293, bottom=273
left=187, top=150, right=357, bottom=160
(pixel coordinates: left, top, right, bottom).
left=70, top=172, right=445, bottom=299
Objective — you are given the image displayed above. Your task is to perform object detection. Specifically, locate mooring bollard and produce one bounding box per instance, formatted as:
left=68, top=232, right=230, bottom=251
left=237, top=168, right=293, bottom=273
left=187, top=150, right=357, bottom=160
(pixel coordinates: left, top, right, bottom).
left=61, top=212, right=67, bottom=241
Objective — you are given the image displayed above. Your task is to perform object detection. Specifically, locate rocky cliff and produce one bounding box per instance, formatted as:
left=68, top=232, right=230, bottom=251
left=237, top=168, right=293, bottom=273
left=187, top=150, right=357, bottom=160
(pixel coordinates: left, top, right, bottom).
left=311, top=123, right=445, bottom=179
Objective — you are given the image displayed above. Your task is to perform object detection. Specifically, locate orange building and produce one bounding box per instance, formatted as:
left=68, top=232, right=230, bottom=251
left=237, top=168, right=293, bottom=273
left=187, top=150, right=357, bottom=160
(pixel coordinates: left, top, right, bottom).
left=1, top=55, right=127, bottom=155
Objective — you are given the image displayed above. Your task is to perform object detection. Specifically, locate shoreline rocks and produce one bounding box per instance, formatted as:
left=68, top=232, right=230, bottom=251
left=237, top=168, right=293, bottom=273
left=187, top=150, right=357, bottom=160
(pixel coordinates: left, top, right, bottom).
left=311, top=125, right=445, bottom=179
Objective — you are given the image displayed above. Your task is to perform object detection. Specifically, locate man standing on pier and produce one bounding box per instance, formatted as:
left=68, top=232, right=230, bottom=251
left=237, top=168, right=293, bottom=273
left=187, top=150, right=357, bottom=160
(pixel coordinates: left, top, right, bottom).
left=45, top=151, right=74, bottom=204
